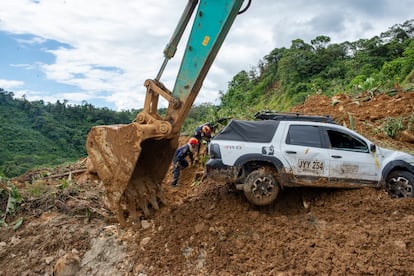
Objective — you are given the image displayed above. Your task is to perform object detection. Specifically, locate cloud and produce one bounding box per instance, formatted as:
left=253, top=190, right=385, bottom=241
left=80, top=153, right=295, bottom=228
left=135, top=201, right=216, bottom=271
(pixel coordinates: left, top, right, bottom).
left=0, top=79, right=24, bottom=89
left=0, top=0, right=413, bottom=111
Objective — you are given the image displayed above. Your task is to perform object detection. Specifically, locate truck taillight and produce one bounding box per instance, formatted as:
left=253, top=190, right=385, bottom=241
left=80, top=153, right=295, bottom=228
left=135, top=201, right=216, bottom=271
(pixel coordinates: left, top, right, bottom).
left=208, top=143, right=221, bottom=159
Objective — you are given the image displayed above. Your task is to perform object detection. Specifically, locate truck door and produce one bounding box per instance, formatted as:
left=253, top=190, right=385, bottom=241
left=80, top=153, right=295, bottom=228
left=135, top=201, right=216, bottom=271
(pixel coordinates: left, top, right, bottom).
left=326, top=128, right=380, bottom=186
left=282, top=124, right=330, bottom=185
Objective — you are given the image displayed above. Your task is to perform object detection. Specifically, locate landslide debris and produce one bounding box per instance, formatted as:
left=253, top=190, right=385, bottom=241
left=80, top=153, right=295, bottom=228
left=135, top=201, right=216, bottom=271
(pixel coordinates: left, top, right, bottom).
left=0, top=91, right=413, bottom=275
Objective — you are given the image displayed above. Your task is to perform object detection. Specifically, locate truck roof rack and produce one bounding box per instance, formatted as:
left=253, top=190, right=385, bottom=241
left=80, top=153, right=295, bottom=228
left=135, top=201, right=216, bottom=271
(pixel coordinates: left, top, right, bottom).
left=254, top=111, right=336, bottom=124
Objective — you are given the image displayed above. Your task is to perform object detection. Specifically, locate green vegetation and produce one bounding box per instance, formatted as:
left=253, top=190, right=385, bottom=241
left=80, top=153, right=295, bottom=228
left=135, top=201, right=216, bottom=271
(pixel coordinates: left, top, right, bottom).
left=0, top=177, right=22, bottom=228
left=216, top=19, right=414, bottom=118
left=0, top=91, right=137, bottom=177
left=381, top=116, right=407, bottom=138
left=0, top=174, right=85, bottom=228
left=1, top=19, right=413, bottom=178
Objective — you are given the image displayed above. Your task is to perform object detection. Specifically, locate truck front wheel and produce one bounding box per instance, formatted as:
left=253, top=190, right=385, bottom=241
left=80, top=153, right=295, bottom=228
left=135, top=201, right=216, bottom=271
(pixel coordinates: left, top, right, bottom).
left=386, top=170, right=414, bottom=198
left=243, top=168, right=279, bottom=206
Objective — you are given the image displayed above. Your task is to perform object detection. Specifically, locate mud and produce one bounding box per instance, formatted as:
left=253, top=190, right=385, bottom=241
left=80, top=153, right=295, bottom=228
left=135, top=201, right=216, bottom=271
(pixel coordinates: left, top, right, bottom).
left=1, top=91, right=414, bottom=275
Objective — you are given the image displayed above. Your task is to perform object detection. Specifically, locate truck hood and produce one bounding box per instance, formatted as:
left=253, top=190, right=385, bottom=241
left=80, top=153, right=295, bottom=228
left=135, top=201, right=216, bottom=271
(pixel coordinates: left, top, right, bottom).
left=378, top=146, right=414, bottom=166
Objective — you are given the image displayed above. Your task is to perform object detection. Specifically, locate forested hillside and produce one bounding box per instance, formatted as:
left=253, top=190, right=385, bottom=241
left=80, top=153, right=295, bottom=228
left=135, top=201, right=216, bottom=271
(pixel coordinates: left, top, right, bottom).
left=0, top=90, right=136, bottom=177
left=1, top=19, right=413, bottom=178
left=0, top=89, right=220, bottom=178
left=217, top=19, right=414, bottom=118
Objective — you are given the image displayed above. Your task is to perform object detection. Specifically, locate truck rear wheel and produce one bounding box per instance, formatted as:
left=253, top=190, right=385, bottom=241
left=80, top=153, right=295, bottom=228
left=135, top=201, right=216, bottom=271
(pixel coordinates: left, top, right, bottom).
left=243, top=168, right=279, bottom=206
left=386, top=170, right=414, bottom=198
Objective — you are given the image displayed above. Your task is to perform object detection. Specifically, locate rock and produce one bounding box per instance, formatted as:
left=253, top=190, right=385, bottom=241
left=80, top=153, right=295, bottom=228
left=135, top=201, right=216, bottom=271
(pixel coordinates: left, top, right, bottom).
left=53, top=252, right=80, bottom=276
left=394, top=240, right=407, bottom=250
left=10, top=236, right=21, bottom=246
left=399, top=130, right=414, bottom=143
left=45, top=256, right=54, bottom=265
left=133, top=263, right=145, bottom=274
left=140, top=237, right=151, bottom=247
left=79, top=236, right=127, bottom=275
left=194, top=222, right=205, bottom=233
left=141, top=220, right=151, bottom=230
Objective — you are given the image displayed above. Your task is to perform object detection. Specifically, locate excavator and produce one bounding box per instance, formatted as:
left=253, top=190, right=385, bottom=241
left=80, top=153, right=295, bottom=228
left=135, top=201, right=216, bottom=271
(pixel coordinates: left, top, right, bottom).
left=85, top=0, right=251, bottom=226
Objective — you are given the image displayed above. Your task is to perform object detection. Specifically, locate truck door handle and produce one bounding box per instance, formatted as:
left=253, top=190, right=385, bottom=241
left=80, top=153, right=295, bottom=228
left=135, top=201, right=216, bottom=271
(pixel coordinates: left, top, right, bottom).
left=331, top=155, right=342, bottom=159
left=285, top=151, right=297, bottom=154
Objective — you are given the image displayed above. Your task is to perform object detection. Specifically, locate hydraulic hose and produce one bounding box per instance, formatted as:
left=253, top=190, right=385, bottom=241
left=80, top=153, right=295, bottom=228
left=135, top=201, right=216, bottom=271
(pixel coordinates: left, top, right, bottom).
left=238, top=0, right=251, bottom=14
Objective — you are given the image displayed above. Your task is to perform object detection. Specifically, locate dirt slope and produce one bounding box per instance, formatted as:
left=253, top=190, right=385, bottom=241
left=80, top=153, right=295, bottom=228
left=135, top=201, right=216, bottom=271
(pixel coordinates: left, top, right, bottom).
left=1, top=91, right=414, bottom=275
left=290, top=91, right=414, bottom=152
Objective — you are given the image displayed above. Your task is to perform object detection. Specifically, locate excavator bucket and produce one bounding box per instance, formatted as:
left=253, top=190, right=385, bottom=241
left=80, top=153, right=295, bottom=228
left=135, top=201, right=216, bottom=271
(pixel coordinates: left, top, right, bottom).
left=86, top=123, right=179, bottom=226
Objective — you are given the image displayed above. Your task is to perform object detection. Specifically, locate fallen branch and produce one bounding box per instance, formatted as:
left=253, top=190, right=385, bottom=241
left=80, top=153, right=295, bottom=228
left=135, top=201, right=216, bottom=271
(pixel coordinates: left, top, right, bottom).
left=47, top=169, right=87, bottom=179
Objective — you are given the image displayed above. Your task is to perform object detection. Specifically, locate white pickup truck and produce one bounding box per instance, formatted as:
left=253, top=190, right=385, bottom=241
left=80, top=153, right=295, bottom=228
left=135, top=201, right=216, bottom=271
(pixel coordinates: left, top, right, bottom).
left=205, top=113, right=414, bottom=206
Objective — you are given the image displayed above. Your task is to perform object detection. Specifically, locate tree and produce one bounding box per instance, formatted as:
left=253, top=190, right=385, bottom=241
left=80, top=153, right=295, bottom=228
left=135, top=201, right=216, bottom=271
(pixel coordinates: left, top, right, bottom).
left=311, top=35, right=331, bottom=51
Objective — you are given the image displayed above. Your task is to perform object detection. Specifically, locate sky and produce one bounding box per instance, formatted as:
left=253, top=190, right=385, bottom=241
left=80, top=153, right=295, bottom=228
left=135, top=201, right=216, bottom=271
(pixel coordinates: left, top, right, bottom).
left=0, top=0, right=413, bottom=111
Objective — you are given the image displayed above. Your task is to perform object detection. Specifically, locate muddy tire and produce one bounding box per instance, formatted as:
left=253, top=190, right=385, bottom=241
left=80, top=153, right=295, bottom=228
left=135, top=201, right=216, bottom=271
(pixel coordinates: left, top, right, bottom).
left=386, top=170, right=414, bottom=198
left=243, top=168, right=279, bottom=206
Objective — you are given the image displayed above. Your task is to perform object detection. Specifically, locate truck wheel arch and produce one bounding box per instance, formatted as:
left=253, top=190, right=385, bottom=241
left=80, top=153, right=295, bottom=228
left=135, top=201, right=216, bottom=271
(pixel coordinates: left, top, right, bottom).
left=233, top=154, right=287, bottom=185
left=382, top=160, right=414, bottom=180
left=234, top=154, right=285, bottom=171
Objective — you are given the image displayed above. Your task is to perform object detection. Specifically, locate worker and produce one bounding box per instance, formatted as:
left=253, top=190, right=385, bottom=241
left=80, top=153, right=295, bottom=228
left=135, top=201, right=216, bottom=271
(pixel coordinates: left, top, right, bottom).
left=192, top=123, right=213, bottom=158
left=193, top=123, right=213, bottom=144
left=171, top=137, right=199, bottom=187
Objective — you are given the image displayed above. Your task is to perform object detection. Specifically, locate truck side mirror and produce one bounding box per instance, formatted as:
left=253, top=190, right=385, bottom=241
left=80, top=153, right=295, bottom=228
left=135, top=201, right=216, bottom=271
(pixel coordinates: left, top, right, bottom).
left=370, top=144, right=376, bottom=153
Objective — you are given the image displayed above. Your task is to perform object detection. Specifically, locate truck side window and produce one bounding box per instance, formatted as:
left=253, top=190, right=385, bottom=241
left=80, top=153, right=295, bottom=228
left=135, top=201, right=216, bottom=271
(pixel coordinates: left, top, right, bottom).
left=286, top=125, right=322, bottom=148
left=327, top=129, right=368, bottom=152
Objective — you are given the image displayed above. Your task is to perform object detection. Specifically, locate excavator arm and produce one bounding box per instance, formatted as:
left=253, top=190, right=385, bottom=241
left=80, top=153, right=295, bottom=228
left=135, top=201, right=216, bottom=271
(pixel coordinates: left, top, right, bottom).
left=86, top=0, right=249, bottom=226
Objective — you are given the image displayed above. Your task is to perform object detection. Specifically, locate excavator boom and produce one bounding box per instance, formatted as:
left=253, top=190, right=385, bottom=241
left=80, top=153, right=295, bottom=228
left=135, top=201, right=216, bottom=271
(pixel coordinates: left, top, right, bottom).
left=86, top=0, right=247, bottom=226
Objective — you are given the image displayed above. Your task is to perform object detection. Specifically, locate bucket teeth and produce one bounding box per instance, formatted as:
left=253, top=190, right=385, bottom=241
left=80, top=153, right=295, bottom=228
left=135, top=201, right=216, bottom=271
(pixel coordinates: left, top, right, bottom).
left=149, top=193, right=160, bottom=210
left=140, top=199, right=151, bottom=218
